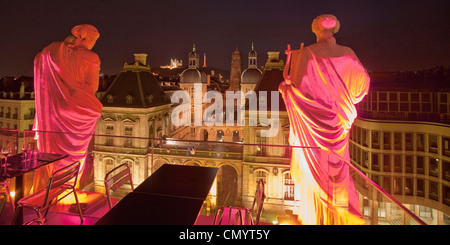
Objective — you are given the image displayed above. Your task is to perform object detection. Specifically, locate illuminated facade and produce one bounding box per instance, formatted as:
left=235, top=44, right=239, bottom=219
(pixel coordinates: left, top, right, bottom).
left=90, top=49, right=298, bottom=223
left=160, top=58, right=183, bottom=69
left=93, top=54, right=173, bottom=185
left=350, top=72, right=450, bottom=224
left=0, top=78, right=35, bottom=150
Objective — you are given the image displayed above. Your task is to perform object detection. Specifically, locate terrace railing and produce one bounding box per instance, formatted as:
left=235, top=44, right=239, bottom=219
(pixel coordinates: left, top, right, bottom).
left=20, top=130, right=426, bottom=225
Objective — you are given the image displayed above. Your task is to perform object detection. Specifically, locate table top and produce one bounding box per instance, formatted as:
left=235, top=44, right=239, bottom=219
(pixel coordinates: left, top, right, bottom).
left=0, top=152, right=68, bottom=180
left=96, top=164, right=219, bottom=225
left=133, top=164, right=219, bottom=199
left=95, top=192, right=205, bottom=225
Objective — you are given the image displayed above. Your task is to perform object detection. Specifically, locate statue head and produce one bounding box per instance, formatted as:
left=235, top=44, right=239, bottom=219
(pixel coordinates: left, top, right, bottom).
left=66, top=24, right=100, bottom=50
left=312, top=14, right=340, bottom=42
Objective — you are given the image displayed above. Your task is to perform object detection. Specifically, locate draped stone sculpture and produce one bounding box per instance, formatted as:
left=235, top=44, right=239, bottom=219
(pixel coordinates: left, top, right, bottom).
left=32, top=24, right=102, bottom=190
left=279, top=15, right=370, bottom=224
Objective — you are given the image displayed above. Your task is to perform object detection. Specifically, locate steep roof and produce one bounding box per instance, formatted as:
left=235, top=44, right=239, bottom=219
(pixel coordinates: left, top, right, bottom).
left=100, top=65, right=170, bottom=108
left=253, top=68, right=286, bottom=112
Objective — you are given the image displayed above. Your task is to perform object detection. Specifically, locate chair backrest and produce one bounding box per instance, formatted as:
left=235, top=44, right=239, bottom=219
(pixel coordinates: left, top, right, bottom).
left=0, top=180, right=14, bottom=216
left=250, top=179, right=266, bottom=225
left=104, top=163, right=134, bottom=209
left=0, top=192, right=7, bottom=216
left=213, top=206, right=244, bottom=225
left=43, top=161, right=81, bottom=207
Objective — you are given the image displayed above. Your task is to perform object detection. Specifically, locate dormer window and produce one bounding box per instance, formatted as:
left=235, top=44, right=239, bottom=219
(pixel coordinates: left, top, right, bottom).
left=106, top=94, right=114, bottom=103
left=125, top=95, right=134, bottom=104
left=147, top=95, right=154, bottom=104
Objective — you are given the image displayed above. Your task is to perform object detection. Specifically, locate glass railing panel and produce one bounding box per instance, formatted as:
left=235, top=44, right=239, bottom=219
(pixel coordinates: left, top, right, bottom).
left=14, top=130, right=431, bottom=225
left=328, top=149, right=426, bottom=225
left=0, top=128, right=19, bottom=155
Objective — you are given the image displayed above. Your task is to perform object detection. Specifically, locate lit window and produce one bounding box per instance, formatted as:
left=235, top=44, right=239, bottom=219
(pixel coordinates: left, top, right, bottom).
left=124, top=126, right=133, bottom=147
left=255, top=170, right=267, bottom=195
left=283, top=172, right=295, bottom=200
left=429, top=134, right=438, bottom=153
left=416, top=133, right=425, bottom=151
left=106, top=125, right=114, bottom=146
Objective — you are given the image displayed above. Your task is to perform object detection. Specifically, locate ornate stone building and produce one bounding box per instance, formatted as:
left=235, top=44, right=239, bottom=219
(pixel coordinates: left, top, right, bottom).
left=93, top=53, right=173, bottom=185
left=0, top=77, right=35, bottom=151
left=91, top=48, right=304, bottom=223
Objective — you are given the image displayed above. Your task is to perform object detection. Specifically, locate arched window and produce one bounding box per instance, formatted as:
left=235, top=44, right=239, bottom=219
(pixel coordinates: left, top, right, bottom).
left=104, top=158, right=115, bottom=174
left=232, top=130, right=240, bottom=142
left=216, top=130, right=224, bottom=142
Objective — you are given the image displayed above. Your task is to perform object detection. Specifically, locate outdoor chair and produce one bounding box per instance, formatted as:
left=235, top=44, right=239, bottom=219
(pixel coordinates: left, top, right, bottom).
left=12, top=161, right=83, bottom=225
left=213, top=179, right=265, bottom=225
left=104, top=163, right=134, bottom=209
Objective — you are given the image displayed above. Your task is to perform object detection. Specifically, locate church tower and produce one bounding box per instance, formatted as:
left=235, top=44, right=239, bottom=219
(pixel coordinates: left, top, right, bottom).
left=228, top=47, right=242, bottom=92
left=241, top=42, right=262, bottom=93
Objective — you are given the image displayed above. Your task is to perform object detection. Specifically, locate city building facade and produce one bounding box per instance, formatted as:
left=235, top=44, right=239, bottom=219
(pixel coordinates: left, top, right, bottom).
left=350, top=70, right=450, bottom=224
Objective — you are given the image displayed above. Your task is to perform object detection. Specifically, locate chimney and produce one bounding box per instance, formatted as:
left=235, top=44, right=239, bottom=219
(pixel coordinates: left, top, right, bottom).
left=134, top=53, right=148, bottom=66
left=267, top=51, right=280, bottom=62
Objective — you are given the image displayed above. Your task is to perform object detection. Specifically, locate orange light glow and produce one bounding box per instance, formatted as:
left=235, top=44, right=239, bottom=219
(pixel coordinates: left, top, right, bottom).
left=52, top=190, right=104, bottom=213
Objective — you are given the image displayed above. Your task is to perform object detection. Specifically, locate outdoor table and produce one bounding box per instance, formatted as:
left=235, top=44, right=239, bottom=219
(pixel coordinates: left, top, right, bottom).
left=95, top=192, right=205, bottom=225
left=96, top=164, right=218, bottom=225
left=134, top=164, right=219, bottom=199
left=0, top=152, right=68, bottom=224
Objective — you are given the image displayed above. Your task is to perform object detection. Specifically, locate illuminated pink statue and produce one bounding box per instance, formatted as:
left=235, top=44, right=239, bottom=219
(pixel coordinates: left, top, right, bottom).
left=32, top=24, right=102, bottom=190
left=279, top=15, right=370, bottom=224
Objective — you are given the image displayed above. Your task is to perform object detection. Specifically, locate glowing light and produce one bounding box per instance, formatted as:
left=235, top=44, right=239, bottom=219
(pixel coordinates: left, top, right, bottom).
left=209, top=178, right=217, bottom=196
left=10, top=191, right=15, bottom=198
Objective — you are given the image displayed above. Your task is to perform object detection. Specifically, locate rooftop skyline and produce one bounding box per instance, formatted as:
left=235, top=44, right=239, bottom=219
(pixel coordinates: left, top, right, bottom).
left=0, top=0, right=449, bottom=77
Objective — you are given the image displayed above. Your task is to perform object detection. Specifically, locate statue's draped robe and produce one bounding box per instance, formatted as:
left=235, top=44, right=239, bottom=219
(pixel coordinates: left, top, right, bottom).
left=279, top=44, right=369, bottom=224
left=32, top=41, right=102, bottom=190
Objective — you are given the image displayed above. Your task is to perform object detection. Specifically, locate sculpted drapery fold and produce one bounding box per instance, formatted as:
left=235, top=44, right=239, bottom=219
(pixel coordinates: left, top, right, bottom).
left=32, top=25, right=102, bottom=191
left=279, top=15, right=370, bottom=224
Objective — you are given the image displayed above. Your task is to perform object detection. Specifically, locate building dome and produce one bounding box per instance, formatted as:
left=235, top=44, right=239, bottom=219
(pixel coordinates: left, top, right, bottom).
left=180, top=68, right=207, bottom=83
left=241, top=67, right=262, bottom=84
left=189, top=50, right=198, bottom=59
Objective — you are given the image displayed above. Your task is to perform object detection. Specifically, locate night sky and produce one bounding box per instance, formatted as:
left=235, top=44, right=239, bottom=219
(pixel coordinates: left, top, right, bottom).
left=0, top=0, right=449, bottom=77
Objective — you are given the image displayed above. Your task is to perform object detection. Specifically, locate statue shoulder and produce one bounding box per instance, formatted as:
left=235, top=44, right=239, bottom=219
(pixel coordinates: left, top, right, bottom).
left=78, top=48, right=101, bottom=65
left=338, top=45, right=356, bottom=56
